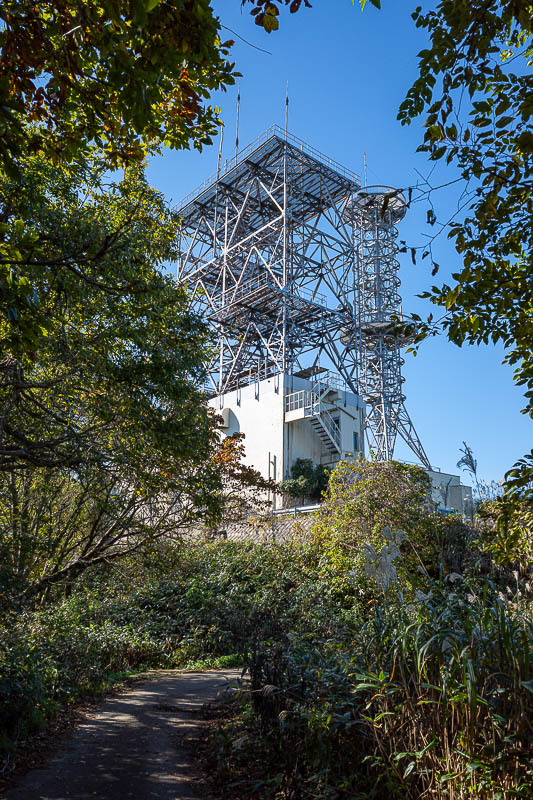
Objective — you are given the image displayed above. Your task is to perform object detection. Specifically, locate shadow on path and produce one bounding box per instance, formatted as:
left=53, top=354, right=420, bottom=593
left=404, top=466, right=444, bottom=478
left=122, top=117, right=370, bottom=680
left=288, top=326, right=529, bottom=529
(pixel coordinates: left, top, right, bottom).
left=3, top=669, right=240, bottom=800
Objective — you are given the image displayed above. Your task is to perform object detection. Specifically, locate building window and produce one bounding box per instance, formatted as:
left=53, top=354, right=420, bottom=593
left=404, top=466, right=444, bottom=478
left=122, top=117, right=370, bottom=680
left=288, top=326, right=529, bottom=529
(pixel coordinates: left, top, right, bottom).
left=353, top=432, right=358, bottom=452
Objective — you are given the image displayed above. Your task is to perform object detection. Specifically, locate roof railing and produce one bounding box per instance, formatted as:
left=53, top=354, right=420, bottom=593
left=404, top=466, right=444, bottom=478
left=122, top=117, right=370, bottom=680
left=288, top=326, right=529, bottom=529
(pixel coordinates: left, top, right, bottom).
left=176, top=125, right=360, bottom=211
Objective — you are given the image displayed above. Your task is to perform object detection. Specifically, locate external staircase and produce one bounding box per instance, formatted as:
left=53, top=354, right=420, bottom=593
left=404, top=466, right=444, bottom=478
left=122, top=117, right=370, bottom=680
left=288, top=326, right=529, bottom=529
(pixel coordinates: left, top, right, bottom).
left=284, top=377, right=342, bottom=458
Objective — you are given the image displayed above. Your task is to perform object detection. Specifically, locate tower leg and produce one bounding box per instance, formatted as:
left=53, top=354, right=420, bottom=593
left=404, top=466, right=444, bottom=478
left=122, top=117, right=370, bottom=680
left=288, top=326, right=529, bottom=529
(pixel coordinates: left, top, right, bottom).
left=394, top=402, right=432, bottom=470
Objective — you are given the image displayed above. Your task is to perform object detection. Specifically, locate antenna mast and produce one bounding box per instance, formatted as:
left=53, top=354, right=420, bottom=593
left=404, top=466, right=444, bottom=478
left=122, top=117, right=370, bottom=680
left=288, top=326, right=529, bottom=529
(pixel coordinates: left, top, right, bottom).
left=217, top=124, right=224, bottom=176
left=284, top=81, right=289, bottom=138
left=235, top=80, right=241, bottom=158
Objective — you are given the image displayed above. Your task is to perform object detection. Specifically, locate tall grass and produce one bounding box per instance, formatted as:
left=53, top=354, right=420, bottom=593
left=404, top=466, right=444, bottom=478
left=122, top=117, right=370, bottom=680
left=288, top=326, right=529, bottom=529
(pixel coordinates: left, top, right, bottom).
left=243, top=580, right=533, bottom=799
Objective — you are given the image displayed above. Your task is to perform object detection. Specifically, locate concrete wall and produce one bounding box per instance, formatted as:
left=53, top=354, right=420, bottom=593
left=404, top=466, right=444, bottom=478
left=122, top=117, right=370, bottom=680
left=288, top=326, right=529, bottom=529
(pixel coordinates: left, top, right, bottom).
left=209, top=372, right=366, bottom=505
left=210, top=374, right=285, bottom=482
left=427, top=469, right=473, bottom=515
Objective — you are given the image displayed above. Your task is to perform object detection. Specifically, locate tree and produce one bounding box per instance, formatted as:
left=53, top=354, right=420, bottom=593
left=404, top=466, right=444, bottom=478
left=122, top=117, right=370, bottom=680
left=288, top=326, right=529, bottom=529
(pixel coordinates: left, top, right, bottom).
left=280, top=458, right=329, bottom=503
left=0, top=0, right=312, bottom=173
left=397, top=1, right=533, bottom=500
left=205, top=431, right=278, bottom=533
left=476, top=495, right=533, bottom=567
left=0, top=0, right=236, bottom=172
left=1, top=154, right=214, bottom=473
left=0, top=456, right=219, bottom=604
left=312, top=458, right=472, bottom=593
left=0, top=0, right=238, bottom=357
left=0, top=155, right=232, bottom=601
left=0, top=431, right=280, bottom=604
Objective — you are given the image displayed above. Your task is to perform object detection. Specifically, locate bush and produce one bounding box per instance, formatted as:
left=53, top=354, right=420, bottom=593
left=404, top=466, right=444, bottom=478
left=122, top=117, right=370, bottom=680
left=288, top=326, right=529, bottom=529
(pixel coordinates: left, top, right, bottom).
left=0, top=540, right=358, bottom=756
left=280, top=458, right=329, bottom=503
left=0, top=599, right=167, bottom=752
left=311, top=459, right=473, bottom=597
left=221, top=577, right=533, bottom=799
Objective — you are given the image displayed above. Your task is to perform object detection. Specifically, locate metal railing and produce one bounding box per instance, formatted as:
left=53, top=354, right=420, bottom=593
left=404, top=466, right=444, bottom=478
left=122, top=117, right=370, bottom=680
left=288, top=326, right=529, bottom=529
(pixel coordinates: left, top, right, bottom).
left=313, top=371, right=344, bottom=392
left=285, top=390, right=341, bottom=452
left=320, top=407, right=342, bottom=450
left=214, top=272, right=274, bottom=308
left=285, top=389, right=317, bottom=414
left=291, top=285, right=328, bottom=307
left=176, top=125, right=360, bottom=211
left=212, top=274, right=328, bottom=310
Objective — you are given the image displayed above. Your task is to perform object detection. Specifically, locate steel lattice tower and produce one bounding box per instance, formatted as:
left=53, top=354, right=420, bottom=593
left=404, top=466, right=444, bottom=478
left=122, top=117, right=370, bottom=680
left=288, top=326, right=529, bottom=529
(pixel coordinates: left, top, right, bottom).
left=176, top=126, right=360, bottom=395
left=176, top=127, right=430, bottom=468
left=346, top=186, right=431, bottom=468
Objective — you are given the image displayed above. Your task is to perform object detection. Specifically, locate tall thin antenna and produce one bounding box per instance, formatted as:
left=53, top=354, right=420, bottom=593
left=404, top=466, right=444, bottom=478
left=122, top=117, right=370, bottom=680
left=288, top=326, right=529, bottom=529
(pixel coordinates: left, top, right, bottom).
left=284, top=81, right=289, bottom=139
left=235, top=80, right=241, bottom=158
left=217, top=124, right=224, bottom=177
left=363, top=152, right=367, bottom=187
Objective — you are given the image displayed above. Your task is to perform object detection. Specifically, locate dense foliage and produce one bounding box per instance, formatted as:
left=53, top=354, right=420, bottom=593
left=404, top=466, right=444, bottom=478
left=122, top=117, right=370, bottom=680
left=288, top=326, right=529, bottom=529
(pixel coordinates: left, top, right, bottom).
left=220, top=578, right=532, bottom=799
left=399, top=0, right=533, bottom=501
left=0, top=539, right=343, bottom=757
left=2, top=460, right=531, bottom=798
left=205, top=462, right=532, bottom=799
left=310, top=458, right=473, bottom=596
left=0, top=0, right=237, bottom=172
left=280, top=457, right=329, bottom=503
left=1, top=156, right=211, bottom=465
left=0, top=156, right=234, bottom=603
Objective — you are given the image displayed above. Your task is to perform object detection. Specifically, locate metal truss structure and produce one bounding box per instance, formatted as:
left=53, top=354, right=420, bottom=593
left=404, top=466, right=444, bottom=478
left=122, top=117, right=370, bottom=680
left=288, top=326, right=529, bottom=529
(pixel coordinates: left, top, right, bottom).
left=346, top=187, right=431, bottom=468
left=176, top=125, right=359, bottom=395
left=176, top=126, right=431, bottom=468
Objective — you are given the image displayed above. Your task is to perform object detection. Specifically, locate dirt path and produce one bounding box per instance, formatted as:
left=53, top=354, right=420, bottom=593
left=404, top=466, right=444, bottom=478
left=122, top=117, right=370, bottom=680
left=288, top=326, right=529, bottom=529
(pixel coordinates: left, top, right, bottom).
left=2, top=669, right=240, bottom=800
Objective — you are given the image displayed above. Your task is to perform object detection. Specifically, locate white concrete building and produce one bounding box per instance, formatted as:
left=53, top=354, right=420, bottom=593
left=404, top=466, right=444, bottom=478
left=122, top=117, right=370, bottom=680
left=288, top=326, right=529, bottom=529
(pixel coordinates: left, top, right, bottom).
left=427, top=469, right=473, bottom=516
left=210, top=372, right=473, bottom=516
left=210, top=369, right=365, bottom=507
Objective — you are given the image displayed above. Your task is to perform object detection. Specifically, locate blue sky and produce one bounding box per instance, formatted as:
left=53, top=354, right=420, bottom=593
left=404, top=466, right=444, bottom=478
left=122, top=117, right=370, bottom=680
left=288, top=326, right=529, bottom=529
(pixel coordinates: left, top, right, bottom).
left=146, top=0, right=531, bottom=486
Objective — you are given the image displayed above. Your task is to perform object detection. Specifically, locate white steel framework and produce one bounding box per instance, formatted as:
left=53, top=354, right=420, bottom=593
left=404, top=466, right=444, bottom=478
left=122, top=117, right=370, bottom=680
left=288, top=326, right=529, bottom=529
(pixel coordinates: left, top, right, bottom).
left=176, top=126, right=359, bottom=396
left=346, top=187, right=431, bottom=468
left=176, top=127, right=430, bottom=468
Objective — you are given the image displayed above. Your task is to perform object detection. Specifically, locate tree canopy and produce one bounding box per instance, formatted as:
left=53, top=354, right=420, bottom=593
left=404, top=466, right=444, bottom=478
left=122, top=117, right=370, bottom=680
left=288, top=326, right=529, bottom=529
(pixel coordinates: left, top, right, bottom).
left=0, top=155, right=213, bottom=471
left=0, top=1, right=297, bottom=600
left=398, top=0, right=533, bottom=501
left=0, top=156, right=229, bottom=601
left=0, top=0, right=236, bottom=171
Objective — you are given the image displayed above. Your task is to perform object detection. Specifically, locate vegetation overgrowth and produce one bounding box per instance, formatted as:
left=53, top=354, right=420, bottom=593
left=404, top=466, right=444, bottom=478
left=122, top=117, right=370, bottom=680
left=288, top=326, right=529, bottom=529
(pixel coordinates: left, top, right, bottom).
left=0, top=1, right=531, bottom=797
left=1, top=460, right=531, bottom=798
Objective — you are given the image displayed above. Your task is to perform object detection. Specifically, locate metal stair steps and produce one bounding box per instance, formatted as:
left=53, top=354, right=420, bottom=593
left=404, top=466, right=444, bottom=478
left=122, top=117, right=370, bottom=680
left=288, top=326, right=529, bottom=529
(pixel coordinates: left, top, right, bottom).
left=308, top=416, right=340, bottom=455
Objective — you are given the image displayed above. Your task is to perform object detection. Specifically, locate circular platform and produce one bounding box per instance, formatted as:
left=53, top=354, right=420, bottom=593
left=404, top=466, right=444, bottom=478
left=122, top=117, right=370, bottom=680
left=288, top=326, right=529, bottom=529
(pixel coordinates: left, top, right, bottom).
left=344, top=185, right=407, bottom=224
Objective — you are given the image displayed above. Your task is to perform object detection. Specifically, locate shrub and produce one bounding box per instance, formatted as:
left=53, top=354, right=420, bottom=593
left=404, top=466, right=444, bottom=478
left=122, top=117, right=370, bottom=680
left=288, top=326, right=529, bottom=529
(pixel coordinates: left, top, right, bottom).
left=0, top=540, right=358, bottom=757
left=311, top=459, right=473, bottom=596
left=280, top=458, right=329, bottom=503
left=226, top=577, right=533, bottom=799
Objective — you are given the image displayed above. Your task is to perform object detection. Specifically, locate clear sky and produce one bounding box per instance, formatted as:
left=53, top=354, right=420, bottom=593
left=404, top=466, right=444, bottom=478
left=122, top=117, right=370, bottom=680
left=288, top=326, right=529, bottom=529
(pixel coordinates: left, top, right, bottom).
left=146, top=0, right=531, bottom=487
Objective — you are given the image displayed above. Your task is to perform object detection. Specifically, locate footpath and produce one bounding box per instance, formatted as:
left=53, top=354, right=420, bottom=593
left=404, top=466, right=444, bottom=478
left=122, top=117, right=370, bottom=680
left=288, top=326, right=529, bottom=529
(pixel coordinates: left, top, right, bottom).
left=2, top=669, right=240, bottom=800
